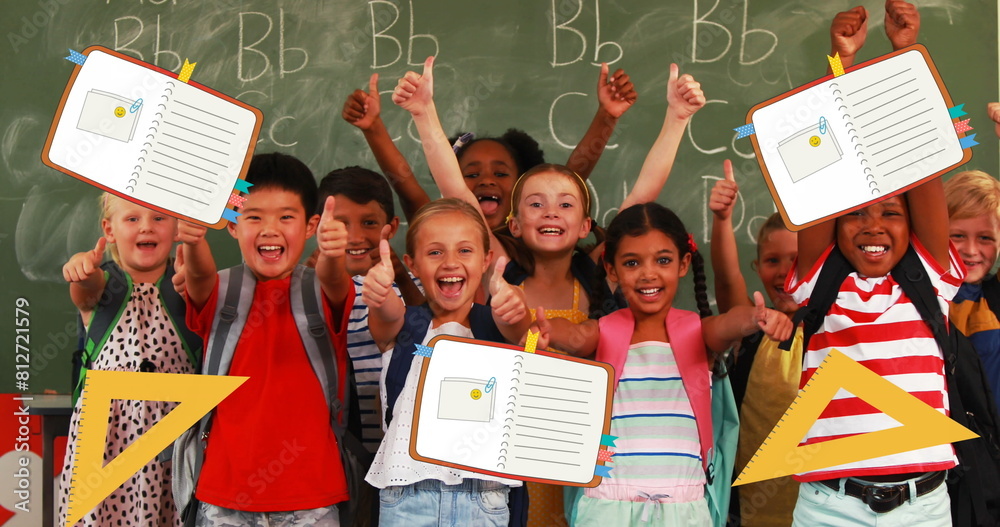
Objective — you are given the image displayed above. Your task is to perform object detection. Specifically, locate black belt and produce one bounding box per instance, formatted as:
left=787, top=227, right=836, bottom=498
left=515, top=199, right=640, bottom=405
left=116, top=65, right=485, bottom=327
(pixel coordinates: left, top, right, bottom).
left=818, top=471, right=946, bottom=514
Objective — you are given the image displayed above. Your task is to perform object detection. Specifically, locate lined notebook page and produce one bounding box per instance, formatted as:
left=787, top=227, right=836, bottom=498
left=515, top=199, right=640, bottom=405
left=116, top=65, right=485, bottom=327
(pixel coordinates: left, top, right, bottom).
left=837, top=49, right=962, bottom=191
left=412, top=337, right=611, bottom=485
left=132, top=79, right=256, bottom=223
left=46, top=49, right=257, bottom=225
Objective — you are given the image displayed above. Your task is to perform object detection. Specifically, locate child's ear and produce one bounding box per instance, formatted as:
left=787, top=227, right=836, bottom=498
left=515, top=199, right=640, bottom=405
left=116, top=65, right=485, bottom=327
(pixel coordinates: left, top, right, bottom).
left=403, top=253, right=415, bottom=277
left=101, top=218, right=116, bottom=243
left=305, top=213, right=321, bottom=238
left=679, top=252, right=692, bottom=278
left=386, top=217, right=401, bottom=239
left=227, top=220, right=238, bottom=239
left=508, top=216, right=522, bottom=238
left=604, top=259, right=618, bottom=283
left=578, top=217, right=593, bottom=240
left=483, top=249, right=494, bottom=275
left=751, top=259, right=759, bottom=273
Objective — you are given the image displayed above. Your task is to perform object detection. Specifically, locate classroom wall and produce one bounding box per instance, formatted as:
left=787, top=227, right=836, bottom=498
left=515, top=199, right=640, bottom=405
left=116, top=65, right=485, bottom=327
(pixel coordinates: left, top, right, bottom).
left=1, top=0, right=996, bottom=392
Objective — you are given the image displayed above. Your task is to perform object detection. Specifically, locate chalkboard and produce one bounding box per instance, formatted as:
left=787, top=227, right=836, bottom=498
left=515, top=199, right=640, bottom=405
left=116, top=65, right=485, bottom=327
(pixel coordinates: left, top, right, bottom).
left=2, top=0, right=996, bottom=392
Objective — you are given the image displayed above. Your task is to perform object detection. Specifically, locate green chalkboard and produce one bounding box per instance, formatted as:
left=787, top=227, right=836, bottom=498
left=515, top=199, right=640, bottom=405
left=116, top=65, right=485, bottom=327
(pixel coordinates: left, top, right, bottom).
left=2, top=0, right=996, bottom=392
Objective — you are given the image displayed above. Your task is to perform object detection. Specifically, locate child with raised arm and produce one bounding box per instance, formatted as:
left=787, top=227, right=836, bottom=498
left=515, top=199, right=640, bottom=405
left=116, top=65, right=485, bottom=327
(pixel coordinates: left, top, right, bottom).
left=363, top=198, right=532, bottom=527
left=531, top=202, right=790, bottom=525
left=177, top=152, right=354, bottom=526
left=59, top=194, right=199, bottom=527
left=709, top=161, right=800, bottom=526
left=946, top=171, right=1000, bottom=408
left=356, top=61, right=635, bottom=231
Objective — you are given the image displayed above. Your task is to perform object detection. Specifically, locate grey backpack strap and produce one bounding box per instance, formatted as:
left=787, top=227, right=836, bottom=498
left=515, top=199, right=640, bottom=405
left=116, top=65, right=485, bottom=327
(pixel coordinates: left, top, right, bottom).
left=206, top=265, right=256, bottom=378
left=291, top=266, right=344, bottom=430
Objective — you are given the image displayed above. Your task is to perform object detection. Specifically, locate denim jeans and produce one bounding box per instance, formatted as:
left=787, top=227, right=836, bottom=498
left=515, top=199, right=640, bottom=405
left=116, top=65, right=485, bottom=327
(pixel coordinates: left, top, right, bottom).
left=379, top=479, right=510, bottom=527
left=195, top=501, right=339, bottom=527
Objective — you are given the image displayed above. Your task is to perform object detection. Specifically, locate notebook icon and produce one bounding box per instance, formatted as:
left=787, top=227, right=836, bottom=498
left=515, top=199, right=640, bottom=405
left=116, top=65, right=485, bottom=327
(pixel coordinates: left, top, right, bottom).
left=77, top=89, right=141, bottom=143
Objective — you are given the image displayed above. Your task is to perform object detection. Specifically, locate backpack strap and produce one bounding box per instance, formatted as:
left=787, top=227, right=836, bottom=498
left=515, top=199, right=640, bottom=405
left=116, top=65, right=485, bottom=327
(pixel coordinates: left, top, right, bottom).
left=890, top=247, right=949, bottom=354
left=291, top=266, right=345, bottom=431
left=160, top=263, right=203, bottom=371
left=205, top=265, right=255, bottom=377
left=779, top=246, right=853, bottom=352
left=74, top=262, right=132, bottom=404
left=385, top=304, right=434, bottom=427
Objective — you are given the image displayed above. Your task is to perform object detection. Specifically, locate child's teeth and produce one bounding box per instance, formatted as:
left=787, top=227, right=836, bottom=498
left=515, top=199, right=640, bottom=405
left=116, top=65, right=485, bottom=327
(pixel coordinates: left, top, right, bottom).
left=260, top=245, right=281, bottom=250
left=347, top=249, right=368, bottom=255
left=861, top=245, right=886, bottom=253
left=639, top=288, right=660, bottom=294
left=440, top=277, right=463, bottom=283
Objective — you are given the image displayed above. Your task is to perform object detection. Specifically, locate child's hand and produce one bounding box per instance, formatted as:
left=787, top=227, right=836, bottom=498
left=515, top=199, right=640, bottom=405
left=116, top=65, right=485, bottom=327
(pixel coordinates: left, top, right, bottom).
left=362, top=238, right=396, bottom=308
left=489, top=257, right=527, bottom=326
left=63, top=237, right=106, bottom=282
left=666, top=63, right=705, bottom=121
left=830, top=6, right=868, bottom=60
left=172, top=244, right=187, bottom=296
left=884, top=0, right=919, bottom=51
left=753, top=291, right=793, bottom=342
left=709, top=160, right=738, bottom=220
left=525, top=306, right=552, bottom=350
left=317, top=196, right=347, bottom=259
left=392, top=56, right=435, bottom=117
left=342, top=73, right=381, bottom=131
left=597, top=63, right=636, bottom=119
left=369, top=225, right=407, bottom=279
left=175, top=221, right=207, bottom=245
left=988, top=102, right=1000, bottom=139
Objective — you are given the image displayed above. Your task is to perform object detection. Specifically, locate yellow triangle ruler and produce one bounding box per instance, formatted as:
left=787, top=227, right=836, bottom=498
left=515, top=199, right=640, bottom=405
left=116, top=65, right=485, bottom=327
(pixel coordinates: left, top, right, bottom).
left=65, top=370, right=246, bottom=527
left=734, top=348, right=976, bottom=486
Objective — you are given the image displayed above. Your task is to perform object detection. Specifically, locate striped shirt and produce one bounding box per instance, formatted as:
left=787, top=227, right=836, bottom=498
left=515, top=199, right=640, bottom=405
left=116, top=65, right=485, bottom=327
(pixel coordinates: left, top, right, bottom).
left=786, top=237, right=965, bottom=481
left=349, top=274, right=422, bottom=453
left=586, top=341, right=706, bottom=503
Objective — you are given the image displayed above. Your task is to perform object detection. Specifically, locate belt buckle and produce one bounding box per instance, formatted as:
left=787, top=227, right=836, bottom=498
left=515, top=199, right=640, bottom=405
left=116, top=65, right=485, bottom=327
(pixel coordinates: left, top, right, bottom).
left=861, top=484, right=904, bottom=513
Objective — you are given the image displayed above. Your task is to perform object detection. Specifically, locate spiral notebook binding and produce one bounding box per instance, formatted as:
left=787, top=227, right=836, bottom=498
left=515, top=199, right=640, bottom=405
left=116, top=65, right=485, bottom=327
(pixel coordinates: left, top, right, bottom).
left=498, top=353, right=524, bottom=470
left=831, top=82, right=878, bottom=196
left=128, top=80, right=173, bottom=195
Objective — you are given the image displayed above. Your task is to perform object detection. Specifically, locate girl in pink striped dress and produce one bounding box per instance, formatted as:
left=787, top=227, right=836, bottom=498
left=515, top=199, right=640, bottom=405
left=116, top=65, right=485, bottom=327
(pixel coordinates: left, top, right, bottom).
left=537, top=202, right=791, bottom=525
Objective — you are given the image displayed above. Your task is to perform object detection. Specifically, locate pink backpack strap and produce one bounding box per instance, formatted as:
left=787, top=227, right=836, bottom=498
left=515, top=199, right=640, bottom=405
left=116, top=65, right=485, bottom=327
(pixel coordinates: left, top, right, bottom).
left=596, top=308, right=634, bottom=390
left=667, top=308, right=713, bottom=471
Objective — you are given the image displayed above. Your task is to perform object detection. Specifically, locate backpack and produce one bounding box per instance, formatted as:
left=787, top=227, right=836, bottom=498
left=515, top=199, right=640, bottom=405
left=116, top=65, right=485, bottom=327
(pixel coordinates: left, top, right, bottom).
left=171, top=265, right=371, bottom=527
left=383, top=302, right=529, bottom=527
left=781, top=245, right=1000, bottom=526
left=72, top=261, right=201, bottom=404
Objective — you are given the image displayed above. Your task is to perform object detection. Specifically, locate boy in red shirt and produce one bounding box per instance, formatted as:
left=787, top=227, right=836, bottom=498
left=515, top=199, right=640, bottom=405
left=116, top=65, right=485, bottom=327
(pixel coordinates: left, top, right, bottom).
left=177, top=152, right=354, bottom=526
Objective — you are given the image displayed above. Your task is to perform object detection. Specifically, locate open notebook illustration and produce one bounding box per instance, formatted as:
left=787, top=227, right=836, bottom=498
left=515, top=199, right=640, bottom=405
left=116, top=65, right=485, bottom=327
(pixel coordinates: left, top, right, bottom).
left=411, top=336, right=615, bottom=487
left=42, top=46, right=263, bottom=229
left=743, top=44, right=973, bottom=230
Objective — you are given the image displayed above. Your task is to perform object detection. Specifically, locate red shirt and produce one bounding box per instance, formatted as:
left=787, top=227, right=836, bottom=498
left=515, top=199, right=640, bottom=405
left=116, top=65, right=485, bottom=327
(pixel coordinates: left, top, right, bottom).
left=187, top=273, right=353, bottom=511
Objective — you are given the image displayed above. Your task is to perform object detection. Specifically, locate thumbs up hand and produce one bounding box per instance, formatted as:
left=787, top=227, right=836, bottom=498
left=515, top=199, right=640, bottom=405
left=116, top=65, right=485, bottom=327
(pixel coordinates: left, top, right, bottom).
left=666, top=63, right=705, bottom=120
left=709, top=160, right=739, bottom=220
left=317, top=196, right=347, bottom=259
left=171, top=244, right=188, bottom=296
left=393, top=55, right=435, bottom=117
left=63, top=237, right=106, bottom=283
left=342, top=73, right=382, bottom=131
left=362, top=238, right=396, bottom=309
left=489, top=256, right=527, bottom=327
left=754, top=291, right=793, bottom=342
